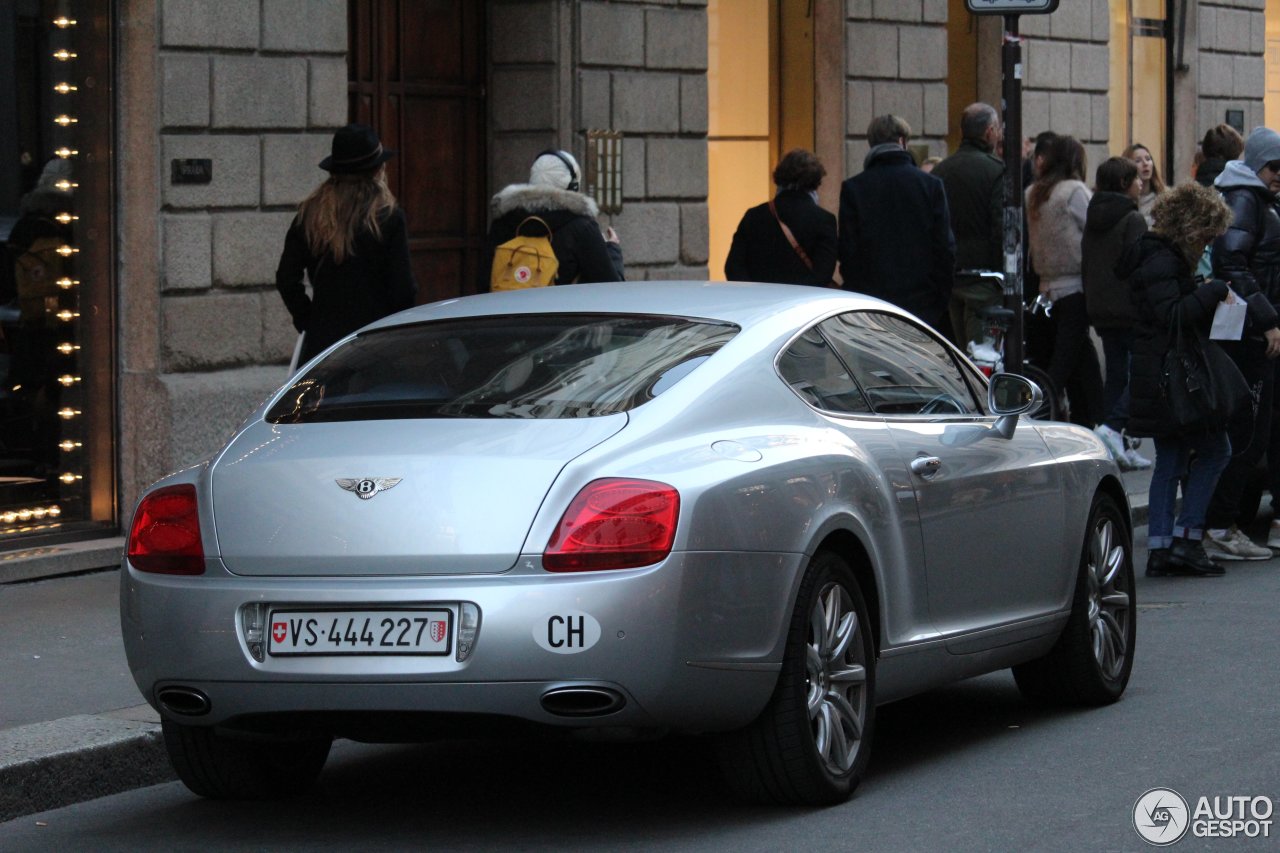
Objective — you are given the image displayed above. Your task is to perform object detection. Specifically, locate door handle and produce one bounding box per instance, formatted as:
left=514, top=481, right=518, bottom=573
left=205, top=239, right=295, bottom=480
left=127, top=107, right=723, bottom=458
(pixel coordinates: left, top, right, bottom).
left=910, top=455, right=942, bottom=479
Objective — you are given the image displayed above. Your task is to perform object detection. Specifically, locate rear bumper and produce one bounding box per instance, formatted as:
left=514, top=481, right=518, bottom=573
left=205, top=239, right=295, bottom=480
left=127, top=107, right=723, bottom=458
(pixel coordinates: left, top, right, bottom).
left=120, top=551, right=803, bottom=733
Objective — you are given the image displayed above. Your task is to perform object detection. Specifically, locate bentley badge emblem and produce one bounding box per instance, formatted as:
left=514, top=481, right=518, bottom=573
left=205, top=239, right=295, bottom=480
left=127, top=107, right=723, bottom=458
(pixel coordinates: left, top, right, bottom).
left=336, top=477, right=402, bottom=500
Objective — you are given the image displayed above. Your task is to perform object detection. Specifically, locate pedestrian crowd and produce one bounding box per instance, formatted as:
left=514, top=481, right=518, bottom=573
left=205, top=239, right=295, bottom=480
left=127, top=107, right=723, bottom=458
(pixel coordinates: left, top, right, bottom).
left=722, top=106, right=1280, bottom=579
left=267, top=114, right=1280, bottom=580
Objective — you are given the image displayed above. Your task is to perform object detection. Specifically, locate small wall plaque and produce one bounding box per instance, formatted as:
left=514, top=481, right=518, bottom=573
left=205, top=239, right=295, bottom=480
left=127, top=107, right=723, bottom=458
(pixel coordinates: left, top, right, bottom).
left=1225, top=109, right=1245, bottom=135
left=171, top=158, right=212, bottom=185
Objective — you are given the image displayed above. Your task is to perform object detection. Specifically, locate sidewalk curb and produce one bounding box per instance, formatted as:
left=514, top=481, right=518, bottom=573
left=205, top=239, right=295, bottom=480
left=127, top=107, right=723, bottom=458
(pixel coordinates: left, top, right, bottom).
left=0, top=715, right=173, bottom=823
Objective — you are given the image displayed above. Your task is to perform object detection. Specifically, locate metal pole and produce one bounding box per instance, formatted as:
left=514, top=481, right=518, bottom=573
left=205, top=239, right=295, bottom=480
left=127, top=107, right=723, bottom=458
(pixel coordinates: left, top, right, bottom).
left=1001, top=14, right=1025, bottom=375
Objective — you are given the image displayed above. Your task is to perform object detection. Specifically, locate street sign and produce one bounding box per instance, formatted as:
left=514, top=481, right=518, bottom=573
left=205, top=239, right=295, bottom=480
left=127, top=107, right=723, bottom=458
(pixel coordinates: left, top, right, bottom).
left=964, top=0, right=1059, bottom=14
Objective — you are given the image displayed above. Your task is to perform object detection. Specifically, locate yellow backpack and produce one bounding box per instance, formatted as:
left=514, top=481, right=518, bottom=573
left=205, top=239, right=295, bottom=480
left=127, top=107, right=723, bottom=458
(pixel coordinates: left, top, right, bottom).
left=490, top=216, right=558, bottom=291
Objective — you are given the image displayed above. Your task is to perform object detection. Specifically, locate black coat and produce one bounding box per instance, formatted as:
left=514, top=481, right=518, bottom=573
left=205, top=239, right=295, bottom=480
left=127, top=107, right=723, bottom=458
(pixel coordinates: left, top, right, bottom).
left=1117, top=233, right=1229, bottom=438
left=724, top=189, right=837, bottom=286
left=1081, top=191, right=1146, bottom=330
left=484, top=184, right=623, bottom=289
left=1211, top=177, right=1280, bottom=322
left=930, top=139, right=1004, bottom=274
left=838, top=145, right=955, bottom=328
left=275, top=206, right=418, bottom=364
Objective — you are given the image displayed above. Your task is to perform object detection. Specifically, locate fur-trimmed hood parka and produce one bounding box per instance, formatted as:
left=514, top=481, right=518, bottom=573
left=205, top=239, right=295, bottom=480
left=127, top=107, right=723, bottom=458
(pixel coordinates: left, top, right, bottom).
left=484, top=183, right=623, bottom=289
left=1117, top=184, right=1246, bottom=438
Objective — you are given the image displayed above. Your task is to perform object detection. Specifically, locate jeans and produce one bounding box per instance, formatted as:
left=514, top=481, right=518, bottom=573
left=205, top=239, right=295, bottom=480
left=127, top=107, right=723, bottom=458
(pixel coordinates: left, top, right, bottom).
left=1098, top=329, right=1133, bottom=431
left=1148, top=430, right=1232, bottom=550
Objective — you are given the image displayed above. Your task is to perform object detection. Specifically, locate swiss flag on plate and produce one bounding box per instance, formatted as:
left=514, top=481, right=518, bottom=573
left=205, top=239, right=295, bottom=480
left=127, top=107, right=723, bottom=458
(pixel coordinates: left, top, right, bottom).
left=272, top=622, right=287, bottom=643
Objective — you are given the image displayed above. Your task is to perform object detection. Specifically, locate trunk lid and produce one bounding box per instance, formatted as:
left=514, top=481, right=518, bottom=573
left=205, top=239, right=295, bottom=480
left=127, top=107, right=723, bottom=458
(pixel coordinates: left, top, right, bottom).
left=211, top=416, right=626, bottom=576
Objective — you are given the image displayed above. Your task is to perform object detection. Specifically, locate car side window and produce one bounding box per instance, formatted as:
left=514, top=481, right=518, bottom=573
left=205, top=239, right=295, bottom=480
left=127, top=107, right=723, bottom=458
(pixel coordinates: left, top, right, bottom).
left=819, top=311, right=981, bottom=416
left=777, top=327, right=873, bottom=414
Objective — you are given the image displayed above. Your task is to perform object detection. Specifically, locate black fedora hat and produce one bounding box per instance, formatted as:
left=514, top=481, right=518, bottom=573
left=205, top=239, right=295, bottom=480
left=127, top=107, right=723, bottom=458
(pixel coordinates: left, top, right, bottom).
left=319, top=123, right=395, bottom=173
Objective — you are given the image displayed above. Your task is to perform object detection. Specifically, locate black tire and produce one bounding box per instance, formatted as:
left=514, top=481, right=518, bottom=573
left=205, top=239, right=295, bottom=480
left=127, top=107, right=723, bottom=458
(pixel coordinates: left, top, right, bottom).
left=1020, top=363, right=1061, bottom=421
left=162, top=719, right=332, bottom=800
left=1013, top=493, right=1135, bottom=705
left=716, top=551, right=876, bottom=805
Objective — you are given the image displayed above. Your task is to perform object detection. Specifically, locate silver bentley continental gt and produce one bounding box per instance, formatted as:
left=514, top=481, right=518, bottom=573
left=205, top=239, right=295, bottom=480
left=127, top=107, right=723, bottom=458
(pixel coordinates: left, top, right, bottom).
left=120, top=281, right=1135, bottom=806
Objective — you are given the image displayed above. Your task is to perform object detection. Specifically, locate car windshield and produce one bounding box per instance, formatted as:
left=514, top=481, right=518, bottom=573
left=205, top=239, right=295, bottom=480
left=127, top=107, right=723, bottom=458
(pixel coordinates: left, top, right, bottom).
left=266, top=313, right=739, bottom=423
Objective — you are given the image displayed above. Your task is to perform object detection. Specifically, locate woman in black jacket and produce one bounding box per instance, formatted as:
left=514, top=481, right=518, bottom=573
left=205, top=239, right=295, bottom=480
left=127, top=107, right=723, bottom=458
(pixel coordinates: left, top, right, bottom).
left=725, top=149, right=837, bottom=287
left=275, top=124, right=418, bottom=366
left=1118, top=184, right=1257, bottom=577
left=1082, top=156, right=1148, bottom=468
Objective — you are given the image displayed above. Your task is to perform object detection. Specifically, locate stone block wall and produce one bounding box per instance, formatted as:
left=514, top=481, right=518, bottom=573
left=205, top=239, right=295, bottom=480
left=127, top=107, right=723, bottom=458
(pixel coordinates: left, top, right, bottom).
left=1197, top=1, right=1266, bottom=145
left=1018, top=1, right=1111, bottom=178
left=489, top=0, right=710, bottom=281
left=845, top=0, right=950, bottom=175
left=151, top=0, right=345, bottom=470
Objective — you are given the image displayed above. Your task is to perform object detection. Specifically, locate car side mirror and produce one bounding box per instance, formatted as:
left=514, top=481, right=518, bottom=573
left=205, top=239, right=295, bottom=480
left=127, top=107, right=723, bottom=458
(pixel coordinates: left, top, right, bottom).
left=987, top=373, right=1044, bottom=439
left=988, top=373, right=1042, bottom=415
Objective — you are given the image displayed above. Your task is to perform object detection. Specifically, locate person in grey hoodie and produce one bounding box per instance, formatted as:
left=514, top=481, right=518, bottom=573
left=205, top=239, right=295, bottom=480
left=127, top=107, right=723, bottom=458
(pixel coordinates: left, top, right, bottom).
left=1082, top=156, right=1149, bottom=469
left=1202, top=127, right=1280, bottom=561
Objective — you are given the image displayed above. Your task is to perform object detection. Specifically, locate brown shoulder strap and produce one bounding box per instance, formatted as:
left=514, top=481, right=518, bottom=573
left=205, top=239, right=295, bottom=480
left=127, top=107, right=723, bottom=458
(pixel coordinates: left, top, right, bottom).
left=768, top=198, right=814, bottom=270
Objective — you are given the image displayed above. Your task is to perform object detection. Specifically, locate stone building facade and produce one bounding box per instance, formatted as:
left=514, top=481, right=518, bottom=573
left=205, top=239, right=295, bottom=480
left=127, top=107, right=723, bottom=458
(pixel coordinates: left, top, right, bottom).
left=2, top=0, right=1276, bottom=563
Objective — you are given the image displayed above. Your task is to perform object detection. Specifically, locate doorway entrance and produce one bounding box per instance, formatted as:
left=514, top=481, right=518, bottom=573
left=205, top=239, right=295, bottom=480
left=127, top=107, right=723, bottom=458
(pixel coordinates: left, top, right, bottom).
left=707, top=0, right=817, bottom=281
left=347, top=1, right=487, bottom=304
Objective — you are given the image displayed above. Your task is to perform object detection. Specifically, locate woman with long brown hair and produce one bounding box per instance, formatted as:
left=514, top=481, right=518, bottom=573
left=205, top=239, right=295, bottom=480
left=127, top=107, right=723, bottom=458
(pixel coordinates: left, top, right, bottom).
left=1025, top=134, right=1104, bottom=427
left=276, top=123, right=417, bottom=366
left=1123, top=142, right=1166, bottom=225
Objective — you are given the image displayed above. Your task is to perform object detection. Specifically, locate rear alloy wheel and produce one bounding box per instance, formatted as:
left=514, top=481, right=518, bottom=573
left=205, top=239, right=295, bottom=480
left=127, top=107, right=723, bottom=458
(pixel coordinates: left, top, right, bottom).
left=162, top=719, right=332, bottom=800
left=1013, top=492, right=1135, bottom=705
left=717, top=551, right=875, bottom=805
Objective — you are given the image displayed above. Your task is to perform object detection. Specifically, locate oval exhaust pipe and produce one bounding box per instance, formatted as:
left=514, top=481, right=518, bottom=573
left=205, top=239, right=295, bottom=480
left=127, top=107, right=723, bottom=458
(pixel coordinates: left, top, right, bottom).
left=540, top=686, right=626, bottom=718
left=156, top=686, right=211, bottom=716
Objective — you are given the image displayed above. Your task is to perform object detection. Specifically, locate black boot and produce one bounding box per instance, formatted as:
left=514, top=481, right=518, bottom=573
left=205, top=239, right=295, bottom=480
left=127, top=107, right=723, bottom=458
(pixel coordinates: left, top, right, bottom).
left=1166, top=538, right=1226, bottom=576
left=1145, top=548, right=1172, bottom=577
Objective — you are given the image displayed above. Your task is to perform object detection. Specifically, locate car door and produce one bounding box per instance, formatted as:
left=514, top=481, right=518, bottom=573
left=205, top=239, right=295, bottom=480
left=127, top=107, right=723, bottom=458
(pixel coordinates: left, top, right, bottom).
left=817, top=311, right=1068, bottom=642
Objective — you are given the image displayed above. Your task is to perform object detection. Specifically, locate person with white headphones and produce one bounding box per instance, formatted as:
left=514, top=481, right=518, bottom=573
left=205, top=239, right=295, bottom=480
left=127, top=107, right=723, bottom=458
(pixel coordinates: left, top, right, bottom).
left=483, top=149, right=623, bottom=290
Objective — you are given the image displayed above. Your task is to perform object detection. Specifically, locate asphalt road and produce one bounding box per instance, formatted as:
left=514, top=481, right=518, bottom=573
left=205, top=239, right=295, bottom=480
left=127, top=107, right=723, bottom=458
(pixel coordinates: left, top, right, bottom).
left=2, top=538, right=1278, bottom=852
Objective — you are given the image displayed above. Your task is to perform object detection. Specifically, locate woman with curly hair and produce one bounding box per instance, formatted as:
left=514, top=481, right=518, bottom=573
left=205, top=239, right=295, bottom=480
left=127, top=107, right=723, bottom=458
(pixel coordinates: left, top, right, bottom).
left=1117, top=183, right=1280, bottom=577
left=1123, top=142, right=1166, bottom=226
left=725, top=148, right=837, bottom=287
left=276, top=123, right=417, bottom=366
left=1025, top=134, right=1104, bottom=427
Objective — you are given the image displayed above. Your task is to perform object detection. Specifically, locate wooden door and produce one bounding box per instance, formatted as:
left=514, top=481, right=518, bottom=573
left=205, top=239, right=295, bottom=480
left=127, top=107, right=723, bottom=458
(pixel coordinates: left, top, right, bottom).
left=348, top=1, right=487, bottom=304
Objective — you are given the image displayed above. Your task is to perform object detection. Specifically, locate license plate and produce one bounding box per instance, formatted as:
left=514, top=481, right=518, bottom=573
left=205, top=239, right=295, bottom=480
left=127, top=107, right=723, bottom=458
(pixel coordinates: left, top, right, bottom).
left=268, top=609, right=452, bottom=656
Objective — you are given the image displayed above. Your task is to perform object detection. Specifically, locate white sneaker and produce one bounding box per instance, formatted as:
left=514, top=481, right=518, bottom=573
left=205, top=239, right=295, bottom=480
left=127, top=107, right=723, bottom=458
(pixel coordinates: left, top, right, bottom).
left=1094, top=424, right=1128, bottom=464
left=1204, top=526, right=1272, bottom=561
left=1268, top=520, right=1280, bottom=550
left=1122, top=447, right=1153, bottom=469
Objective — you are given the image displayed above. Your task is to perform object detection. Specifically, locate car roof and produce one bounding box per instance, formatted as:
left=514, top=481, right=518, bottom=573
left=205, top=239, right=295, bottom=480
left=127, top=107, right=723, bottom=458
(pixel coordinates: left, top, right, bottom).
left=367, top=281, right=899, bottom=332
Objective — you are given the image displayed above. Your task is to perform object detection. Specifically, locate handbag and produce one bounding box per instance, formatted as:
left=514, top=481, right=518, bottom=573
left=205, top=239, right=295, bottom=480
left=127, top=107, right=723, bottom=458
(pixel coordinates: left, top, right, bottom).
left=1161, top=302, right=1250, bottom=433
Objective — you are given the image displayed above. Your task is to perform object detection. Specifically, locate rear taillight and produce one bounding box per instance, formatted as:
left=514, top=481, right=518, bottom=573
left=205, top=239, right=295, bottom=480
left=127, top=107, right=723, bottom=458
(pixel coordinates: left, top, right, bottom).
left=127, top=484, right=205, bottom=575
left=544, top=478, right=679, bottom=572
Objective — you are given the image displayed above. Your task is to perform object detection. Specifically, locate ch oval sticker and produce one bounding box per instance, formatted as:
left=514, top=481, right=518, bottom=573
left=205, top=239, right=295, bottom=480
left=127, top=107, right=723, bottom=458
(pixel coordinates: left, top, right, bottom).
left=534, top=610, right=601, bottom=654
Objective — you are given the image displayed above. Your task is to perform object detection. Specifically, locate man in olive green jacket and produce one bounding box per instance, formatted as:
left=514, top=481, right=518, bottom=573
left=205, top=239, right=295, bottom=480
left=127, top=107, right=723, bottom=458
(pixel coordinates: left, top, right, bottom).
left=932, top=103, right=1006, bottom=348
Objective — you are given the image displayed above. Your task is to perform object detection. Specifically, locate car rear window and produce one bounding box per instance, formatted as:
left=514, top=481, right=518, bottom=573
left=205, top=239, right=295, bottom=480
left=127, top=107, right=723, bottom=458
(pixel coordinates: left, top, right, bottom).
left=266, top=313, right=739, bottom=423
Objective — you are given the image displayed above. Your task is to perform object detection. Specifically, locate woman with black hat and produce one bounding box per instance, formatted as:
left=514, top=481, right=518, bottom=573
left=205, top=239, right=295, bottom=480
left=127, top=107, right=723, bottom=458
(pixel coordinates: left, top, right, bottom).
left=275, top=123, right=418, bottom=366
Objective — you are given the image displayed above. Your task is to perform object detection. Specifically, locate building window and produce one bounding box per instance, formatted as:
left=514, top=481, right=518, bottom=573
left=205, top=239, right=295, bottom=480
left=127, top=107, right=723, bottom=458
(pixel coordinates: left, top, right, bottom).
left=707, top=0, right=816, bottom=282
left=0, top=2, right=115, bottom=543
left=1110, top=0, right=1168, bottom=170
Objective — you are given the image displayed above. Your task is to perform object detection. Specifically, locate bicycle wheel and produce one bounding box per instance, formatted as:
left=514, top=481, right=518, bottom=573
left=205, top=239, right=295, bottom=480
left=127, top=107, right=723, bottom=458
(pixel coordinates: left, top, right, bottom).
left=1019, top=363, right=1061, bottom=421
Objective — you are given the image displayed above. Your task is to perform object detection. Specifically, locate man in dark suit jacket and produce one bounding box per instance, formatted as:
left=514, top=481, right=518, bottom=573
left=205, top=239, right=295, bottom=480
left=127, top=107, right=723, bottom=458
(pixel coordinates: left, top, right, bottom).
left=725, top=149, right=837, bottom=286
left=838, top=115, right=955, bottom=336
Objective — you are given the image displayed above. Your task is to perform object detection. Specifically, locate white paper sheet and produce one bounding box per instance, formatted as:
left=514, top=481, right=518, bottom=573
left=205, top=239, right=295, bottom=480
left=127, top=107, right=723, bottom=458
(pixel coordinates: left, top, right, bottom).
left=1210, top=289, right=1247, bottom=341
